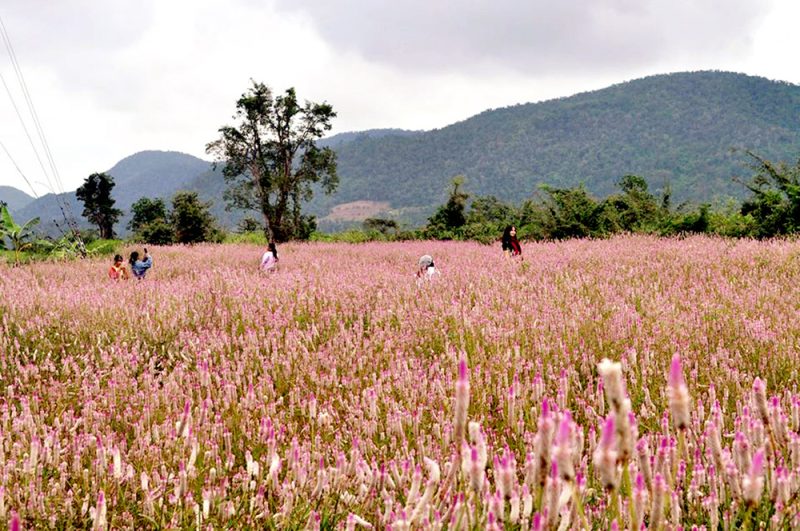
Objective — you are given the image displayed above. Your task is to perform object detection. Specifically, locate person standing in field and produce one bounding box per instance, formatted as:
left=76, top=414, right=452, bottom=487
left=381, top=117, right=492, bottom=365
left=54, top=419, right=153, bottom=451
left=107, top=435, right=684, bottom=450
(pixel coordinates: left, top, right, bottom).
left=260, top=242, right=279, bottom=273
left=129, top=248, right=153, bottom=279
left=108, top=254, right=129, bottom=280
left=501, top=225, right=522, bottom=258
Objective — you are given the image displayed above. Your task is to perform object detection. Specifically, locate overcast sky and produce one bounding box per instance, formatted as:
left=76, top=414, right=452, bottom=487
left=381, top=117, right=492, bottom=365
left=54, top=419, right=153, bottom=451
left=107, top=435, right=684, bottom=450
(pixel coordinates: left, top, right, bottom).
left=0, top=0, right=798, bottom=196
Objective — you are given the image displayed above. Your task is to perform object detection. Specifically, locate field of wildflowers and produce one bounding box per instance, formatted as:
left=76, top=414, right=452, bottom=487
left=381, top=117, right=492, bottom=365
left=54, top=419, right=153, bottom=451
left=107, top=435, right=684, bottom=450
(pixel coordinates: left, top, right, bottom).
left=1, top=235, right=800, bottom=529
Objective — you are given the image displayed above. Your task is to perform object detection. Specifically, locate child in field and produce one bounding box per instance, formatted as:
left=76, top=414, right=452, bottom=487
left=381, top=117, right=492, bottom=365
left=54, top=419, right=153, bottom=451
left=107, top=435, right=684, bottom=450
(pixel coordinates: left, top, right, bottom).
left=108, top=254, right=129, bottom=280
left=260, top=242, right=279, bottom=273
left=416, top=255, right=439, bottom=282
left=129, top=248, right=153, bottom=279
left=501, top=225, right=522, bottom=257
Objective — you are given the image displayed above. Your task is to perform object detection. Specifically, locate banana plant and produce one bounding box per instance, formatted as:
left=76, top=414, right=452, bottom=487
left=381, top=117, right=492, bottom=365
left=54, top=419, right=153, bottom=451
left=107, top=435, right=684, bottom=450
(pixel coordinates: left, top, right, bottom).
left=0, top=204, right=40, bottom=264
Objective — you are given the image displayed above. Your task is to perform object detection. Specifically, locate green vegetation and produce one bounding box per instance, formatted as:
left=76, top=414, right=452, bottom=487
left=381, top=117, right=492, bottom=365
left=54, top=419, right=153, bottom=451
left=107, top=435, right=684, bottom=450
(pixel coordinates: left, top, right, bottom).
left=128, top=192, right=221, bottom=245
left=76, top=172, right=122, bottom=239
left=128, top=197, right=173, bottom=245
left=0, top=204, right=41, bottom=264
left=738, top=150, right=800, bottom=238
left=128, top=197, right=168, bottom=233
left=311, top=71, right=800, bottom=226
left=206, top=81, right=338, bottom=242
left=0, top=230, right=121, bottom=265
left=10, top=72, right=800, bottom=237
left=3, top=149, right=800, bottom=261
left=171, top=191, right=221, bottom=244
left=312, top=153, right=800, bottom=243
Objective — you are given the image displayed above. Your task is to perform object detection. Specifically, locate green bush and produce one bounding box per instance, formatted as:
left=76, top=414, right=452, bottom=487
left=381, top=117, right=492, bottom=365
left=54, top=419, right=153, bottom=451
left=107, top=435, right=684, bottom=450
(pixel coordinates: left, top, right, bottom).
left=223, top=232, right=269, bottom=245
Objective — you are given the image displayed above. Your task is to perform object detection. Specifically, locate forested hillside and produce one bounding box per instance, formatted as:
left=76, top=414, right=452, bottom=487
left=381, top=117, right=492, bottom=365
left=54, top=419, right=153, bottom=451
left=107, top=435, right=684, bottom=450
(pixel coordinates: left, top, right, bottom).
left=313, top=71, right=800, bottom=222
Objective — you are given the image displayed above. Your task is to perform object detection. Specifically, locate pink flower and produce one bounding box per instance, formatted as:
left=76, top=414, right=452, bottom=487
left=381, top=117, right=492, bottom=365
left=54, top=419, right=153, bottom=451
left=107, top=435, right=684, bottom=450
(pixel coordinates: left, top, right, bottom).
left=668, top=354, right=691, bottom=431
left=743, top=447, right=765, bottom=506
left=453, top=357, right=470, bottom=445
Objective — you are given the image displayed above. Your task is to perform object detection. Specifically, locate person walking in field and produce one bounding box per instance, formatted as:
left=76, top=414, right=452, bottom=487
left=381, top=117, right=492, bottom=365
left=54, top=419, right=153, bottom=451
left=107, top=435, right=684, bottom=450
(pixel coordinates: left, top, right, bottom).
left=108, top=254, right=129, bottom=280
left=260, top=242, right=279, bottom=273
left=501, top=225, right=522, bottom=258
left=129, top=248, right=153, bottom=279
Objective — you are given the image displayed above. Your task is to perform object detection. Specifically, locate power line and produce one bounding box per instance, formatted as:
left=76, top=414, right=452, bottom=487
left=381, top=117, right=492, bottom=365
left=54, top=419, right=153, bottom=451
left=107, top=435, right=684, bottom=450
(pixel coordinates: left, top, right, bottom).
left=0, top=15, right=64, bottom=195
left=0, top=71, right=53, bottom=195
left=0, top=139, right=39, bottom=199
left=0, top=13, right=86, bottom=255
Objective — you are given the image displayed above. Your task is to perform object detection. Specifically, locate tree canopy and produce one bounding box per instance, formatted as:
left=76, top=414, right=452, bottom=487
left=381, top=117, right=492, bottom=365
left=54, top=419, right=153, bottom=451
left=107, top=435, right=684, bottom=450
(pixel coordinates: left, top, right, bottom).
left=738, top=150, right=800, bottom=238
left=76, top=173, right=122, bottom=239
left=171, top=191, right=219, bottom=244
left=206, top=81, right=338, bottom=242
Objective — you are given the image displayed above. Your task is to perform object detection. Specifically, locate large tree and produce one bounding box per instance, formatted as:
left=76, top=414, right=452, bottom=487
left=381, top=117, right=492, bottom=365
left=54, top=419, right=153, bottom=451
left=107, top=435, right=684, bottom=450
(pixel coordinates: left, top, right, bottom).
left=206, top=81, right=338, bottom=242
left=75, top=172, right=122, bottom=239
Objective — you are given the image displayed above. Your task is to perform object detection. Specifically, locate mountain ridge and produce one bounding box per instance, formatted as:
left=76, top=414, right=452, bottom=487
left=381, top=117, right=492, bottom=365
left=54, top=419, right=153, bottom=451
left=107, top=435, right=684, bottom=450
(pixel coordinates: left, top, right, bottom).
left=9, top=70, right=800, bottom=234
left=0, top=185, right=35, bottom=212
left=314, top=70, right=800, bottom=223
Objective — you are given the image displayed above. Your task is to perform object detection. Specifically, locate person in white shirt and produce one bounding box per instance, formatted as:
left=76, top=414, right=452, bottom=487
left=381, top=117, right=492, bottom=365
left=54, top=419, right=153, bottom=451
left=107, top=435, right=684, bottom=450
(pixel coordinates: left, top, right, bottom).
left=416, top=254, right=439, bottom=281
left=260, top=242, right=279, bottom=273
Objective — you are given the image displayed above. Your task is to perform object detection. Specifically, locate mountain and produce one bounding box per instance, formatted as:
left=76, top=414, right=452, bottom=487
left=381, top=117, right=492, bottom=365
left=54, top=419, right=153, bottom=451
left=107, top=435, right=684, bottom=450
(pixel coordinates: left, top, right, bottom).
left=0, top=186, right=35, bottom=212
left=310, top=71, right=800, bottom=225
left=16, top=71, right=800, bottom=235
left=104, top=150, right=211, bottom=198
left=14, top=151, right=212, bottom=236
left=318, top=128, right=421, bottom=149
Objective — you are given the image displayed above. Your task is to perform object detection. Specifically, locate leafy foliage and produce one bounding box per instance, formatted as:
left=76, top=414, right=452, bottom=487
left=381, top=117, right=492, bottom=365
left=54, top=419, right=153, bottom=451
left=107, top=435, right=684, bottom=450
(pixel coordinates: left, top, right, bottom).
left=75, top=172, right=122, bottom=239
left=206, top=81, right=338, bottom=242
left=236, top=216, right=262, bottom=234
left=128, top=197, right=168, bottom=233
left=416, top=158, right=788, bottom=242
left=128, top=197, right=173, bottom=245
left=139, top=219, right=176, bottom=246
left=0, top=204, right=41, bottom=264
left=362, top=217, right=398, bottom=236
left=171, top=191, right=220, bottom=244
left=737, top=150, right=800, bottom=238
left=424, top=176, right=469, bottom=238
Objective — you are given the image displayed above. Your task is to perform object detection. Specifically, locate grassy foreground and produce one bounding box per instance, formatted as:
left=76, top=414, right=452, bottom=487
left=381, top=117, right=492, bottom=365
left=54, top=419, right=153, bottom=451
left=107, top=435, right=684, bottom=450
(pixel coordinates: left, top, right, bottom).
left=1, top=236, right=799, bottom=528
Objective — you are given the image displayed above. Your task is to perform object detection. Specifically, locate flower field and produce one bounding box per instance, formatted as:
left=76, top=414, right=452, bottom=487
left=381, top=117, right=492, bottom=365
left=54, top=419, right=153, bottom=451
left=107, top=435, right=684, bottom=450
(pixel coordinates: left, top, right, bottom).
left=1, top=235, right=800, bottom=529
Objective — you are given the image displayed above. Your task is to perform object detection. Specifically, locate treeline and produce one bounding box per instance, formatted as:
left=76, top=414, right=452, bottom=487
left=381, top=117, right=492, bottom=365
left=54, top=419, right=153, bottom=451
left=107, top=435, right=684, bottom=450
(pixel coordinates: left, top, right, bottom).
left=74, top=171, right=222, bottom=245
left=4, top=152, right=798, bottom=264
left=1, top=180, right=223, bottom=265
left=330, top=151, right=800, bottom=243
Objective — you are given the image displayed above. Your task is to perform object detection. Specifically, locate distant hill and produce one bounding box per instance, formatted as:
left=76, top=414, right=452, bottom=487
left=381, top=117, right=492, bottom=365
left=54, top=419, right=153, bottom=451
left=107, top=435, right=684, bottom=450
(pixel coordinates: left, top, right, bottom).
left=15, top=151, right=212, bottom=237
left=15, top=71, right=800, bottom=235
left=0, top=186, right=35, bottom=212
left=309, top=71, right=800, bottom=225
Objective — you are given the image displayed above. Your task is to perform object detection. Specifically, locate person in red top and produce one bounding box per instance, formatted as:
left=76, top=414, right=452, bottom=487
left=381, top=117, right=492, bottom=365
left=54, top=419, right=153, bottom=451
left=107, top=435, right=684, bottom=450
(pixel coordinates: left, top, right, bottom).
left=501, top=225, right=522, bottom=257
left=108, top=254, right=129, bottom=280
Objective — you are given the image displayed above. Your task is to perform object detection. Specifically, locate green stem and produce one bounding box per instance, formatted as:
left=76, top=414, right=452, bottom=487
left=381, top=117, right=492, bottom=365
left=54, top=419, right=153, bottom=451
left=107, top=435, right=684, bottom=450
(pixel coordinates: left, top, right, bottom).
left=620, top=463, right=633, bottom=529
left=572, top=483, right=588, bottom=530
left=743, top=505, right=753, bottom=531
left=610, top=488, right=620, bottom=526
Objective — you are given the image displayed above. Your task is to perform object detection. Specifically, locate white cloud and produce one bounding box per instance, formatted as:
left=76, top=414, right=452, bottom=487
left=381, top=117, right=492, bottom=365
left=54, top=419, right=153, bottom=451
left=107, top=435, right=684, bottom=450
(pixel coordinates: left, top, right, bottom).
left=271, top=0, right=771, bottom=74
left=0, top=0, right=797, bottom=197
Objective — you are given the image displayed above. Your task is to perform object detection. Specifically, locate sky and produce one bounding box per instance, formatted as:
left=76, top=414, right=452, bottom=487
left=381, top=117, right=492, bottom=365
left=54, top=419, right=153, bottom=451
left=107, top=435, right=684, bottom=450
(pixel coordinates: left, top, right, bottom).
left=0, top=0, right=798, bottom=196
